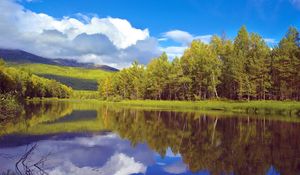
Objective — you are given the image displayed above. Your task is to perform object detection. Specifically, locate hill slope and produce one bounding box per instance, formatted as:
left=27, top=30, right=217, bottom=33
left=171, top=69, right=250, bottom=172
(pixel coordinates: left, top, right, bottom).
left=0, top=48, right=117, bottom=90
left=0, top=49, right=55, bottom=64
left=12, top=63, right=113, bottom=90
left=0, top=48, right=118, bottom=71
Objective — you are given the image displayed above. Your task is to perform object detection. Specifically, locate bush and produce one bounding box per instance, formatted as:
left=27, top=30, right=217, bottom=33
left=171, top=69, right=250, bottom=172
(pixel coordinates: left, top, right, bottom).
left=106, top=95, right=123, bottom=102
left=0, top=94, right=23, bottom=120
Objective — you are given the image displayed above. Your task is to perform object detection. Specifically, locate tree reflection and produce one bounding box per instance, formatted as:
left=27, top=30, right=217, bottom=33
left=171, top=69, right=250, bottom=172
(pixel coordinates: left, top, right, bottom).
left=0, top=101, right=72, bottom=136
left=102, top=107, right=300, bottom=175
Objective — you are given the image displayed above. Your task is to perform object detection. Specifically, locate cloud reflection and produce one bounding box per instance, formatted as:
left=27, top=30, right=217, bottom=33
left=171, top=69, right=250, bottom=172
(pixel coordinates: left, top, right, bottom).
left=0, top=133, right=154, bottom=175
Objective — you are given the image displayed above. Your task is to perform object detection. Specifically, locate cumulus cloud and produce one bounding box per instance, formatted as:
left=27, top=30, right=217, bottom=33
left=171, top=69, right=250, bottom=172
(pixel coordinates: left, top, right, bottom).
left=49, top=153, right=146, bottom=175
left=163, top=30, right=194, bottom=45
left=161, top=30, right=212, bottom=59
left=0, top=0, right=159, bottom=68
left=0, top=133, right=154, bottom=175
left=163, top=30, right=212, bottom=45
left=194, top=35, right=213, bottom=44
left=160, top=46, right=188, bottom=59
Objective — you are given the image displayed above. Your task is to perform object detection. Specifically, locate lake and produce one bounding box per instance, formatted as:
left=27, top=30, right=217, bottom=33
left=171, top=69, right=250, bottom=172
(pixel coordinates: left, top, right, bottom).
left=0, top=101, right=300, bottom=175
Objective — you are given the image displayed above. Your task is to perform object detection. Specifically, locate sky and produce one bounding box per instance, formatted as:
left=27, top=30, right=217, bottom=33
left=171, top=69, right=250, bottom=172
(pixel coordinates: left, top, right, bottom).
left=0, top=0, right=299, bottom=68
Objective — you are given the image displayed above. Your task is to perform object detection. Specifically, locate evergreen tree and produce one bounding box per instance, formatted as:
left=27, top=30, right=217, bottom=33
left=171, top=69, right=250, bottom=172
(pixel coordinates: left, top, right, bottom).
left=271, top=27, right=300, bottom=100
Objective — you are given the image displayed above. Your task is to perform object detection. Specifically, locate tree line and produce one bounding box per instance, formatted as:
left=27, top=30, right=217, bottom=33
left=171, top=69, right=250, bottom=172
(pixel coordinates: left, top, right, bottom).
left=0, top=59, right=73, bottom=99
left=98, top=26, right=300, bottom=101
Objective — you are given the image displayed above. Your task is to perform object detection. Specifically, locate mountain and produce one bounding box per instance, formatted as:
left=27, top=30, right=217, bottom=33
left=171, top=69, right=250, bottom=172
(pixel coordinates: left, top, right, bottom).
left=0, top=48, right=118, bottom=72
left=0, top=49, right=56, bottom=65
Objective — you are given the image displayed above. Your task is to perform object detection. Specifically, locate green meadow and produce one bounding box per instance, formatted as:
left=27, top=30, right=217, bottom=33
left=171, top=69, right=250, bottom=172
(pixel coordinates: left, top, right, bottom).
left=11, top=63, right=113, bottom=90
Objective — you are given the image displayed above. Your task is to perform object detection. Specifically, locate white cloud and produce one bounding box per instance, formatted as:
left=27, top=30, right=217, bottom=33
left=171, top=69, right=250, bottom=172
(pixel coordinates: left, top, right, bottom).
left=48, top=153, right=146, bottom=175
left=163, top=30, right=194, bottom=45
left=0, top=133, right=154, bottom=175
left=263, top=38, right=276, bottom=44
left=163, top=30, right=212, bottom=45
left=161, top=30, right=212, bottom=58
left=160, top=46, right=187, bottom=59
left=0, top=0, right=215, bottom=68
left=194, top=35, right=213, bottom=44
left=0, top=0, right=158, bottom=68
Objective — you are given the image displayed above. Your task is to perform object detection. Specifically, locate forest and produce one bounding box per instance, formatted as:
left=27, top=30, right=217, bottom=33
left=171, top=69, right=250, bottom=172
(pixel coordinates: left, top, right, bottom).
left=0, top=59, right=72, bottom=99
left=98, top=26, right=300, bottom=101
left=0, top=59, right=73, bottom=118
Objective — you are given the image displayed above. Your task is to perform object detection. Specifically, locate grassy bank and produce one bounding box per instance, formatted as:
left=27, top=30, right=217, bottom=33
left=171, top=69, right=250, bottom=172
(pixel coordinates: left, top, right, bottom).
left=34, top=98, right=300, bottom=117
left=111, top=100, right=300, bottom=116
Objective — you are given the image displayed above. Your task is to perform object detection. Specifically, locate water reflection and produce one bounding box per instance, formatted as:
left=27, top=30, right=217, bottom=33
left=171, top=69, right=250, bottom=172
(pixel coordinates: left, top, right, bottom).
left=103, top=108, right=300, bottom=175
left=0, top=133, right=153, bottom=175
left=0, top=101, right=299, bottom=175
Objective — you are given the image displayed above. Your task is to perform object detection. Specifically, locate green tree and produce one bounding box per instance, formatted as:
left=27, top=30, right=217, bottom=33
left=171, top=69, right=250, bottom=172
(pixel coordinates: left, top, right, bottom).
left=233, top=26, right=250, bottom=99
left=182, top=40, right=222, bottom=99
left=248, top=33, right=271, bottom=99
left=271, top=27, right=300, bottom=100
left=145, top=52, right=170, bottom=100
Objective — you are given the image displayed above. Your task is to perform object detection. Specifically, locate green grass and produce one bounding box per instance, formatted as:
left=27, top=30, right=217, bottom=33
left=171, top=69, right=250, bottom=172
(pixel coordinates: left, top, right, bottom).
left=71, top=90, right=100, bottom=99
left=34, top=99, right=300, bottom=117
left=115, top=100, right=300, bottom=116
left=10, top=63, right=113, bottom=90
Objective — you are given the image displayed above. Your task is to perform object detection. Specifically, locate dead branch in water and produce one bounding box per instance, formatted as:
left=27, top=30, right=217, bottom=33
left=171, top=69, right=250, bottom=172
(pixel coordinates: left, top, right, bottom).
left=14, top=143, right=50, bottom=175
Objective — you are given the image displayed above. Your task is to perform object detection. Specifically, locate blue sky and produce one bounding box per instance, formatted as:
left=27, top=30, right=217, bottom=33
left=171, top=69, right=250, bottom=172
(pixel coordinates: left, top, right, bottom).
left=0, top=0, right=299, bottom=68
left=21, top=0, right=300, bottom=43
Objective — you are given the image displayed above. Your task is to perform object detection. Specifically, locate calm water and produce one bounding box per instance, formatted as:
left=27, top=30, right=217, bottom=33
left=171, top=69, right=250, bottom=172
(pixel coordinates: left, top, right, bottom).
left=0, top=101, right=300, bottom=175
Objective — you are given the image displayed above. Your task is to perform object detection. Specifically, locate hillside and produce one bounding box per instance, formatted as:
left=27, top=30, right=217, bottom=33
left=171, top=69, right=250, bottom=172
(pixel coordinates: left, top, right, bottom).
left=0, top=49, right=55, bottom=65
left=0, top=48, right=116, bottom=90
left=12, top=64, right=113, bottom=90
left=0, top=48, right=119, bottom=71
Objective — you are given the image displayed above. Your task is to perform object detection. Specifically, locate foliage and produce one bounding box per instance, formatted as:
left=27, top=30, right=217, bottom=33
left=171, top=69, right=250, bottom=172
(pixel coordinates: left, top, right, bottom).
left=0, top=60, right=73, bottom=99
left=110, top=100, right=300, bottom=117
left=12, top=63, right=113, bottom=90
left=98, top=26, right=300, bottom=101
left=0, top=93, right=22, bottom=120
left=71, top=90, right=100, bottom=99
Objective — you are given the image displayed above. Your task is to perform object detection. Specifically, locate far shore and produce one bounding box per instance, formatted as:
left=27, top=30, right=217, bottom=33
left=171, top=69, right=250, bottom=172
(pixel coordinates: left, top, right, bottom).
left=28, top=98, right=300, bottom=117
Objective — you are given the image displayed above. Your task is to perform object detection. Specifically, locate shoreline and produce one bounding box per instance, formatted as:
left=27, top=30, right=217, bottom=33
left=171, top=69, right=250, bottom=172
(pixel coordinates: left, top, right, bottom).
left=28, top=98, right=300, bottom=117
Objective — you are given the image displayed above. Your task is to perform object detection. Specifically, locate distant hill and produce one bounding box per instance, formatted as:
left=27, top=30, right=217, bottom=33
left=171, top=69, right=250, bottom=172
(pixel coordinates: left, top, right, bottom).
left=0, top=48, right=119, bottom=72
left=12, top=63, right=113, bottom=91
left=0, top=48, right=116, bottom=90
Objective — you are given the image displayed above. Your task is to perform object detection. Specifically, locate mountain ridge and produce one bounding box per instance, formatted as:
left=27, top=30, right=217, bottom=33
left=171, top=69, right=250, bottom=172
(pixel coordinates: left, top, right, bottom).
left=0, top=48, right=119, bottom=72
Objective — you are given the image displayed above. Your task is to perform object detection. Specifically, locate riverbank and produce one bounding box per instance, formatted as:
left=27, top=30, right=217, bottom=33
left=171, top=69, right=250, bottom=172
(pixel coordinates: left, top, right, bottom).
left=30, top=98, right=300, bottom=117
left=112, top=100, right=300, bottom=116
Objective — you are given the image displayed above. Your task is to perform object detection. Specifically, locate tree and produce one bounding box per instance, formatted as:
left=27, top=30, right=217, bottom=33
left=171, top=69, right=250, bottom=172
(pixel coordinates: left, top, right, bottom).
left=97, top=25, right=300, bottom=101
left=182, top=40, right=222, bottom=99
left=168, top=57, right=192, bottom=100
left=210, top=35, right=235, bottom=99
left=145, top=52, right=170, bottom=100
left=0, top=60, right=73, bottom=99
left=271, top=27, right=300, bottom=100
left=248, top=33, right=271, bottom=100
left=232, top=26, right=251, bottom=100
